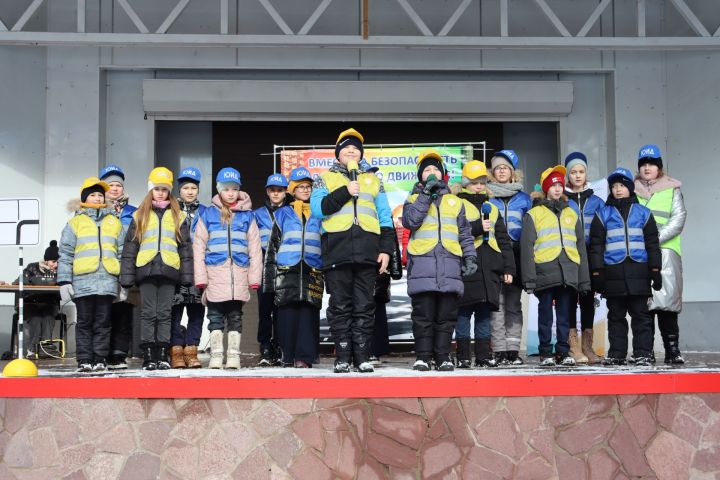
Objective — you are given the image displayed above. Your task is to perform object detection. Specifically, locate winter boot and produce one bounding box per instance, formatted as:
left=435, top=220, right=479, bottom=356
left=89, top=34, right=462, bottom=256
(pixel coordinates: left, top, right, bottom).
left=170, top=346, right=186, bottom=368
left=183, top=345, right=202, bottom=368
left=664, top=334, right=685, bottom=365
left=142, top=344, right=157, bottom=371
left=354, top=341, right=374, bottom=373
left=569, top=329, right=589, bottom=364
left=581, top=328, right=602, bottom=364
left=225, top=331, right=241, bottom=369
left=474, top=339, right=497, bottom=368
left=257, top=344, right=273, bottom=367
left=156, top=345, right=171, bottom=370
left=333, top=340, right=352, bottom=373
left=208, top=330, right=225, bottom=369
left=506, top=351, right=524, bottom=365
left=456, top=338, right=472, bottom=369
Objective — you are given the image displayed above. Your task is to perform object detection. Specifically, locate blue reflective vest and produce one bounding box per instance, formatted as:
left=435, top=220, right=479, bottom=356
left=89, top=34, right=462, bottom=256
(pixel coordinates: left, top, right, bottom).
left=200, top=206, right=253, bottom=267
left=119, top=204, right=137, bottom=227
left=489, top=192, right=532, bottom=242
left=597, top=204, right=651, bottom=265
left=253, top=206, right=274, bottom=251
left=568, top=193, right=605, bottom=245
left=273, top=206, right=323, bottom=269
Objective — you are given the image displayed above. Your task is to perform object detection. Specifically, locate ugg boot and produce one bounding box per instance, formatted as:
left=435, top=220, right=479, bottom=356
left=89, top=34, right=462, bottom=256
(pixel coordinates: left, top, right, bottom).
left=208, top=330, right=225, bottom=369
left=456, top=339, right=472, bottom=369
left=225, top=331, right=241, bottom=369
left=183, top=345, right=202, bottom=368
left=170, top=346, right=186, bottom=368
left=569, top=329, right=589, bottom=364
left=581, top=328, right=602, bottom=364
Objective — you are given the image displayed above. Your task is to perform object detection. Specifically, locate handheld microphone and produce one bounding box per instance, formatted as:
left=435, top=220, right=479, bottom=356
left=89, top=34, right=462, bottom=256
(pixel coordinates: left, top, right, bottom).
left=347, top=160, right=359, bottom=197
left=481, top=203, right=492, bottom=242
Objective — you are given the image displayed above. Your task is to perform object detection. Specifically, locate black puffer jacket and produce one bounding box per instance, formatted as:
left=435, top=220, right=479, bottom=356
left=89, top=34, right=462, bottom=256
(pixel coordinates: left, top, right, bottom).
left=458, top=192, right=516, bottom=309
left=588, top=195, right=661, bottom=297
left=262, top=216, right=324, bottom=309
left=174, top=199, right=204, bottom=305
left=120, top=207, right=194, bottom=287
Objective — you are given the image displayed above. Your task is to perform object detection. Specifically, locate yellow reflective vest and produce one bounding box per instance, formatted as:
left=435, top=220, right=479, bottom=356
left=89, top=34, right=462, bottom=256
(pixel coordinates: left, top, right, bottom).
left=638, top=188, right=681, bottom=255
left=134, top=210, right=186, bottom=270
left=461, top=199, right=501, bottom=253
left=68, top=213, right=122, bottom=275
left=321, top=171, right=380, bottom=235
left=527, top=205, right=580, bottom=264
left=407, top=194, right=463, bottom=257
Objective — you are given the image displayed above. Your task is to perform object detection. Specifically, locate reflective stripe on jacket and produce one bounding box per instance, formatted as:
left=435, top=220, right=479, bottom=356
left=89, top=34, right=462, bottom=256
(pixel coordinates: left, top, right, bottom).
left=407, top=193, right=463, bottom=257
left=527, top=205, right=580, bottom=264
left=597, top=203, right=651, bottom=265
left=253, top=206, right=274, bottom=250
left=638, top=188, right=681, bottom=255
left=274, top=206, right=323, bottom=269
left=489, top=191, right=532, bottom=242
left=68, top=213, right=122, bottom=275
left=320, top=171, right=380, bottom=234
left=133, top=209, right=185, bottom=270
left=201, top=205, right=253, bottom=267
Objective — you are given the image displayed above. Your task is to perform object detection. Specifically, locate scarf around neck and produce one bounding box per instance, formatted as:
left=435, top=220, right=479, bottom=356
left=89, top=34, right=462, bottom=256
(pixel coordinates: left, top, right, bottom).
left=634, top=175, right=682, bottom=199
left=291, top=200, right=311, bottom=220
left=488, top=181, right=523, bottom=199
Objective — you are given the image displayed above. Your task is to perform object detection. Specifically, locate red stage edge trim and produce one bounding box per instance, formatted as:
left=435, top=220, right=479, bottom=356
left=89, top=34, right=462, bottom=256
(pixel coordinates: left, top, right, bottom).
left=2, top=373, right=720, bottom=399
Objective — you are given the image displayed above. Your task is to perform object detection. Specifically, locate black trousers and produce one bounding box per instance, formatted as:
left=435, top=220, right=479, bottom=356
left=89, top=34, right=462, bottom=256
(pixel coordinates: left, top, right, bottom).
left=371, top=300, right=390, bottom=357
left=606, top=296, right=654, bottom=358
left=410, top=292, right=458, bottom=362
left=256, top=286, right=278, bottom=349
left=74, top=295, right=113, bottom=364
left=569, top=291, right=596, bottom=331
left=109, top=301, right=134, bottom=359
left=139, top=279, right=175, bottom=347
left=325, top=264, right=377, bottom=346
left=650, top=310, right=680, bottom=346
left=277, top=302, right=319, bottom=364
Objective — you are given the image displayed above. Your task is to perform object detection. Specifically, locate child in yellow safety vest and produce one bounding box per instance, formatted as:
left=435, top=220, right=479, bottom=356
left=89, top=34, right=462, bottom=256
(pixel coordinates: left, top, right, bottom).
left=402, top=150, right=478, bottom=372
left=120, top=167, right=194, bottom=371
left=58, top=177, right=125, bottom=373
left=453, top=161, right=516, bottom=369
left=520, top=165, right=591, bottom=367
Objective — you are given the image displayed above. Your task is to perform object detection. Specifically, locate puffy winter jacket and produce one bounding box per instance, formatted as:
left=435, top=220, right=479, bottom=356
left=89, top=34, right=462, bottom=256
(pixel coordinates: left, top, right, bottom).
left=262, top=204, right=324, bottom=308
left=457, top=192, right=515, bottom=309
left=58, top=206, right=124, bottom=299
left=589, top=195, right=661, bottom=297
left=193, top=193, right=262, bottom=303
left=173, top=199, right=206, bottom=305
left=520, top=195, right=590, bottom=293
left=489, top=191, right=532, bottom=287
left=310, top=162, right=396, bottom=269
left=402, top=182, right=476, bottom=297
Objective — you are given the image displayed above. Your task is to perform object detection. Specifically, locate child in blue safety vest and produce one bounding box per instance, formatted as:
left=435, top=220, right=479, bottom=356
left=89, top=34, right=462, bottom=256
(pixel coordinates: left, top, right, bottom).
left=263, top=167, right=324, bottom=368
left=402, top=150, right=478, bottom=372
left=253, top=173, right=290, bottom=367
left=193, top=167, right=262, bottom=369
left=58, top=177, right=125, bottom=373
left=589, top=167, right=662, bottom=366
left=564, top=152, right=605, bottom=364
left=486, top=150, right=533, bottom=365
left=169, top=166, right=206, bottom=369
left=120, top=167, right=194, bottom=371
left=98, top=164, right=138, bottom=371
left=520, top=165, right=590, bottom=367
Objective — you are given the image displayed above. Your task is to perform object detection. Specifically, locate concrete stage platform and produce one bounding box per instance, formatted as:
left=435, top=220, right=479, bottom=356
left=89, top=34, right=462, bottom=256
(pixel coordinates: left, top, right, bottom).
left=2, top=354, right=719, bottom=478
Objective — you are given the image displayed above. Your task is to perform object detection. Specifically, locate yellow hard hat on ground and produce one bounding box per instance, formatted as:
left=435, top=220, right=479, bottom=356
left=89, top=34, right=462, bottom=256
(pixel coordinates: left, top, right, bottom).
left=2, top=358, right=38, bottom=377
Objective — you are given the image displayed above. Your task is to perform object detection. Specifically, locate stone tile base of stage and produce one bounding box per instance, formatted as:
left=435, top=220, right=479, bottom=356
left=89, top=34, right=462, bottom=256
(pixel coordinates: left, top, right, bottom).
left=2, top=394, right=719, bottom=479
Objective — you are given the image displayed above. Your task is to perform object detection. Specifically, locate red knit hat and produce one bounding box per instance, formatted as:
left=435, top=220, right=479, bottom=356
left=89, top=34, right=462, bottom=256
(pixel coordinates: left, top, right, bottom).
left=540, top=165, right=567, bottom=193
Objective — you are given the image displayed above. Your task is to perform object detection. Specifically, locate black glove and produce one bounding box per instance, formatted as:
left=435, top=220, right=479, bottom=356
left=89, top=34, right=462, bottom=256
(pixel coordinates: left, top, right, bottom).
left=423, top=179, right=440, bottom=196
left=461, top=256, right=478, bottom=277
left=591, top=270, right=605, bottom=294
left=651, top=270, right=662, bottom=291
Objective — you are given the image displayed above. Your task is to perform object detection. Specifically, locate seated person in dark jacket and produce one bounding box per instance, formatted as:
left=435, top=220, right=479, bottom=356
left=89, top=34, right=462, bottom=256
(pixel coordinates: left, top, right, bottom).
left=14, top=241, right=61, bottom=357
left=589, top=167, right=661, bottom=366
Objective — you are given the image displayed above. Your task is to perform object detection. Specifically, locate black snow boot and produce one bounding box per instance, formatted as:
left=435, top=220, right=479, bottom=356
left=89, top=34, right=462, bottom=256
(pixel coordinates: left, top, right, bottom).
left=333, top=340, right=352, bottom=373
left=456, top=338, right=472, bottom=369
left=474, top=338, right=497, bottom=367
left=142, top=344, right=157, bottom=371
left=664, top=334, right=685, bottom=365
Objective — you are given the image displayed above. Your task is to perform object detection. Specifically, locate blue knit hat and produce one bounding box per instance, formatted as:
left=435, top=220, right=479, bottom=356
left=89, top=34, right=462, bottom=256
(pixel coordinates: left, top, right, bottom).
left=564, top=152, right=588, bottom=177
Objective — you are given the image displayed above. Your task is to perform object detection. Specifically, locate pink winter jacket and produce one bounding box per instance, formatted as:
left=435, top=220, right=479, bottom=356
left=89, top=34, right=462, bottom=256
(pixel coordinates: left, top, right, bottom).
left=193, top=193, right=262, bottom=304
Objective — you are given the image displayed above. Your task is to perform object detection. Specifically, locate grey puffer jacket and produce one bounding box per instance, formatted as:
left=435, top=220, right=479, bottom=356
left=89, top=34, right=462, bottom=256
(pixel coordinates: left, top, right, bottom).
left=520, top=196, right=590, bottom=294
left=635, top=179, right=686, bottom=312
left=58, top=207, right=123, bottom=299
left=402, top=182, right=476, bottom=297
